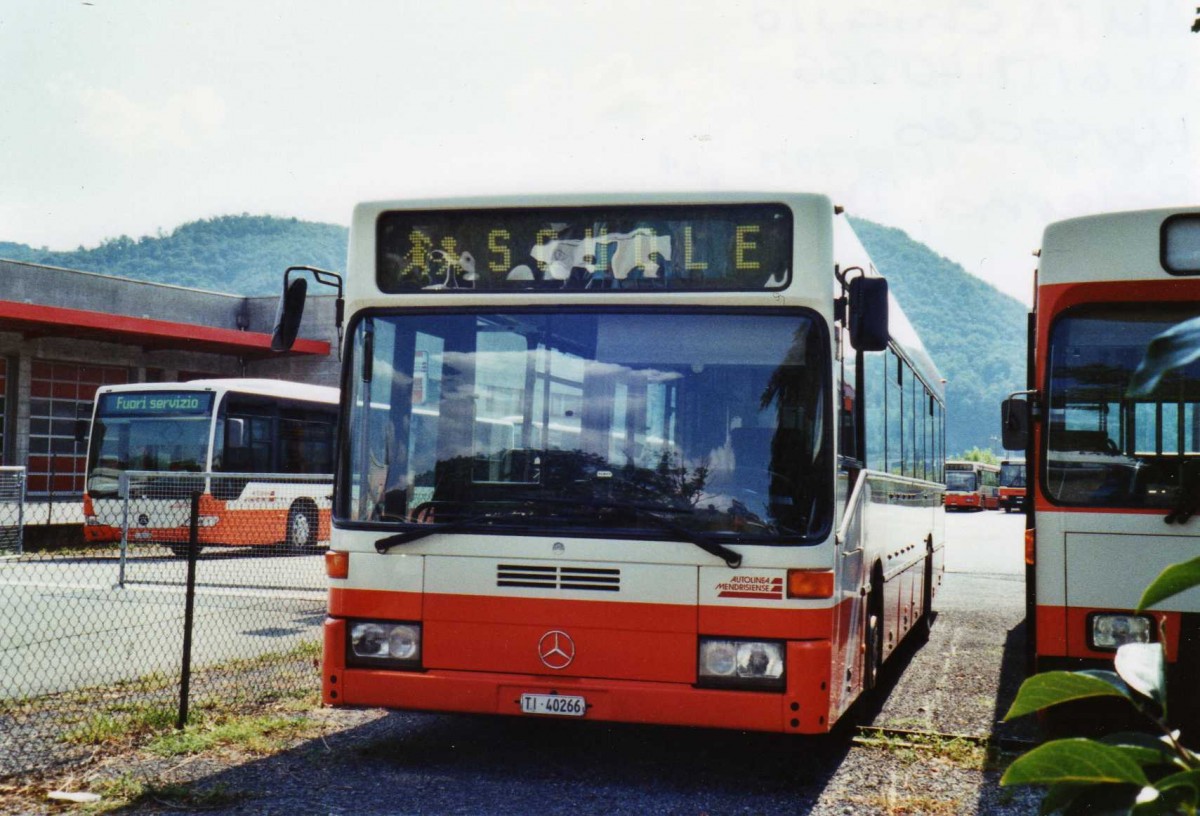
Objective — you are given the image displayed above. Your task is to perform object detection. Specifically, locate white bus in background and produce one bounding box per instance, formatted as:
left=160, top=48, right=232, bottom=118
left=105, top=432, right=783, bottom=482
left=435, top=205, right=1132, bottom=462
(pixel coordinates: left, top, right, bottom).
left=83, top=379, right=338, bottom=555
left=275, top=193, right=947, bottom=733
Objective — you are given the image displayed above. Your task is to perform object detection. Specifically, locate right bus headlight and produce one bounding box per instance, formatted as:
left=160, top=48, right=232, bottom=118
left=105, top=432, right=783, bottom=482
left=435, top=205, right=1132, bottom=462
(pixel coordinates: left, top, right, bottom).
left=348, top=620, right=422, bottom=668
left=697, top=638, right=785, bottom=690
left=1089, top=613, right=1154, bottom=650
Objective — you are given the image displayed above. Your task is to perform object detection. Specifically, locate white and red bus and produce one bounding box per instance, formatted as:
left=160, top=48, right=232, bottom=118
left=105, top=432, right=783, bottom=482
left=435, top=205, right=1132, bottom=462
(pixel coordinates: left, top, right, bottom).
left=998, top=458, right=1026, bottom=513
left=83, top=379, right=338, bottom=554
left=277, top=193, right=946, bottom=734
left=944, top=460, right=1000, bottom=511
left=1002, top=207, right=1200, bottom=726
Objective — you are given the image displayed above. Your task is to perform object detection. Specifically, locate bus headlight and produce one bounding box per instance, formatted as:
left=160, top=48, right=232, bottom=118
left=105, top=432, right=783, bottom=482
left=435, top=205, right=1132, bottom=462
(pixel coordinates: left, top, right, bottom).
left=697, top=638, right=785, bottom=690
left=1089, top=613, right=1154, bottom=650
left=348, top=621, right=422, bottom=668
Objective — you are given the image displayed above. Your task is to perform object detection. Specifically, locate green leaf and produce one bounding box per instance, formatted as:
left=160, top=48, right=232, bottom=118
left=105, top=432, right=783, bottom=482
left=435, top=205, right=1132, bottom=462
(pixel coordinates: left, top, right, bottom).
left=1100, top=732, right=1190, bottom=770
left=1005, top=671, right=1133, bottom=721
left=1137, top=556, right=1200, bottom=612
left=1156, top=769, right=1200, bottom=795
left=1002, top=739, right=1151, bottom=787
left=1114, top=644, right=1167, bottom=708
left=1040, top=782, right=1089, bottom=814
left=1131, top=783, right=1198, bottom=815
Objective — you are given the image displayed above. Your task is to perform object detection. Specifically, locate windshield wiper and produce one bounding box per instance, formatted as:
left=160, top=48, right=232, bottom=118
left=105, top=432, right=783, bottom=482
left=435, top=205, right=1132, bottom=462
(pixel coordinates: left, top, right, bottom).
left=375, top=508, right=547, bottom=552
left=626, top=506, right=743, bottom=568
left=508, top=495, right=743, bottom=568
left=374, top=497, right=743, bottom=568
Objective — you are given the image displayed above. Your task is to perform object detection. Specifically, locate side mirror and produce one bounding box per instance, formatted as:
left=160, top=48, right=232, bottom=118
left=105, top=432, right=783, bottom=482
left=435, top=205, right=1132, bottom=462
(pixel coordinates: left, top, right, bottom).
left=271, top=276, right=308, bottom=352
left=1001, top=398, right=1030, bottom=451
left=226, top=417, right=246, bottom=449
left=848, top=276, right=889, bottom=352
left=74, top=419, right=89, bottom=444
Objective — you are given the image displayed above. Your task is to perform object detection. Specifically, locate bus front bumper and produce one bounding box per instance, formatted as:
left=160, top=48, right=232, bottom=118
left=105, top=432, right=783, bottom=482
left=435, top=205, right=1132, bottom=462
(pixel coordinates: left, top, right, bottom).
left=322, top=618, right=834, bottom=734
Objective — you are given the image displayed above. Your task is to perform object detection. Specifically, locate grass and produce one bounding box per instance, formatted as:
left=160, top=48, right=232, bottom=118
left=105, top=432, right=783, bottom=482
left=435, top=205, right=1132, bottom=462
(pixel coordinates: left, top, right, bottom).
left=853, top=729, right=991, bottom=770
left=1, top=639, right=325, bottom=812
left=89, top=775, right=248, bottom=813
left=147, top=713, right=318, bottom=757
left=24, top=690, right=323, bottom=813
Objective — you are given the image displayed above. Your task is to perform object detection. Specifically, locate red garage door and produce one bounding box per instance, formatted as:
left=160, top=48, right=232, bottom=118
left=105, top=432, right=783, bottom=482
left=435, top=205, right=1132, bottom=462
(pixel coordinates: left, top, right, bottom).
left=29, top=361, right=129, bottom=496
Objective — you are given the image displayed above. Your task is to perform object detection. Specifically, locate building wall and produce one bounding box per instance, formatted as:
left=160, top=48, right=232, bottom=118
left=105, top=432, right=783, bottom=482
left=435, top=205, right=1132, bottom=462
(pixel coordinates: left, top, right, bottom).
left=243, top=294, right=341, bottom=387
left=0, top=260, right=341, bottom=498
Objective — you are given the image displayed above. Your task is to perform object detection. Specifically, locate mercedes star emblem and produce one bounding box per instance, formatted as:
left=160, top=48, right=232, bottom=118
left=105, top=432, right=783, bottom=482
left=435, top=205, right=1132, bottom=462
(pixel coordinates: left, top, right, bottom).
left=537, top=630, right=576, bottom=670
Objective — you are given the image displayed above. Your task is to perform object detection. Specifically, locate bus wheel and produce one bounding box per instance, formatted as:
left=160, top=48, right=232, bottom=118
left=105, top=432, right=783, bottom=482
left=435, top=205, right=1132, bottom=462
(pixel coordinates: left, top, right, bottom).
left=286, top=502, right=318, bottom=550
left=864, top=583, right=883, bottom=692
left=167, top=544, right=193, bottom=559
left=914, top=553, right=934, bottom=644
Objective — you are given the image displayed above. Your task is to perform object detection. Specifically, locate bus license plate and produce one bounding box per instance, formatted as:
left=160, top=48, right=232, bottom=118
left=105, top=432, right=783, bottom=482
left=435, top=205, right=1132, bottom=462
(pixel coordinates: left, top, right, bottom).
left=520, top=693, right=586, bottom=717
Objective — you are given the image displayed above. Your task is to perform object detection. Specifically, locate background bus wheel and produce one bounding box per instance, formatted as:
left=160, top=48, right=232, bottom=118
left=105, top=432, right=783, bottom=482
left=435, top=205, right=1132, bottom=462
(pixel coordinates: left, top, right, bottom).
left=286, top=502, right=318, bottom=551
left=167, top=544, right=193, bottom=559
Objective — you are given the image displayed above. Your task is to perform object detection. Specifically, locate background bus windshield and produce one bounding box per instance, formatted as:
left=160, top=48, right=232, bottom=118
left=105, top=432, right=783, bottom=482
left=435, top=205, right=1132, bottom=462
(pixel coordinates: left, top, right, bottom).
left=344, top=311, right=831, bottom=541
left=86, top=391, right=214, bottom=497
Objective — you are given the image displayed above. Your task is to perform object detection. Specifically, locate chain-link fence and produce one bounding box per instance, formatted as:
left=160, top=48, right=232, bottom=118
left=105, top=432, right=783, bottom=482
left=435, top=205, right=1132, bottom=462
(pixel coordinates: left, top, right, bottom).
left=0, top=467, right=25, bottom=556
left=0, top=471, right=332, bottom=778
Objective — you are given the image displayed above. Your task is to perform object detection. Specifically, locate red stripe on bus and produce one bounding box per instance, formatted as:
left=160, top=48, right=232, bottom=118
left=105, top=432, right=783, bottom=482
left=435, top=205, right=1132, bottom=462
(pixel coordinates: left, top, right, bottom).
left=1036, top=604, right=1179, bottom=662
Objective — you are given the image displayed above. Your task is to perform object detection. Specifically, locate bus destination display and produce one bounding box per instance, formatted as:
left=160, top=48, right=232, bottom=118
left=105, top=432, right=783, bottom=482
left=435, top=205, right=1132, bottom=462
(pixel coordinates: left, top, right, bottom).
left=99, top=391, right=214, bottom=417
left=376, top=203, right=793, bottom=293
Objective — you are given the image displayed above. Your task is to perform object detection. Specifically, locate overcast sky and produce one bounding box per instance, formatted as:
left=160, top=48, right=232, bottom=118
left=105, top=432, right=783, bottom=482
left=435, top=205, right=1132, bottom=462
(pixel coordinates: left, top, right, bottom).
left=2, top=1, right=1197, bottom=304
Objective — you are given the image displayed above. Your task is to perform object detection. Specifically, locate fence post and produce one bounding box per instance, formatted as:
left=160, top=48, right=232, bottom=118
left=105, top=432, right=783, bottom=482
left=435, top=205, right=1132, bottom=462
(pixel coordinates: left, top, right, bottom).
left=117, top=472, right=130, bottom=589
left=178, top=490, right=201, bottom=730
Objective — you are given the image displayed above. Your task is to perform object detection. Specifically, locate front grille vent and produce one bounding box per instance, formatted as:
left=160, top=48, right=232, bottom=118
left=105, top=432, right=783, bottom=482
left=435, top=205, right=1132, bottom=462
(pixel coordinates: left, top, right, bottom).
left=497, top=564, right=620, bottom=592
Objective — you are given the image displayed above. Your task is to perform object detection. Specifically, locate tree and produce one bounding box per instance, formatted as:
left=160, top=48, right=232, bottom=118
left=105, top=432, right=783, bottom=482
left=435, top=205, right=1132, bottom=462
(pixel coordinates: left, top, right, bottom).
left=958, top=446, right=999, bottom=465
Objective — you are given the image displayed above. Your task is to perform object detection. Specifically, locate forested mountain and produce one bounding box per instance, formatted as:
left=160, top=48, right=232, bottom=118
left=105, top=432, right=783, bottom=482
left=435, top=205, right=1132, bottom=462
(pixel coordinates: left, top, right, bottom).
left=0, top=214, right=1026, bottom=455
left=851, top=217, right=1028, bottom=458
left=0, top=216, right=347, bottom=296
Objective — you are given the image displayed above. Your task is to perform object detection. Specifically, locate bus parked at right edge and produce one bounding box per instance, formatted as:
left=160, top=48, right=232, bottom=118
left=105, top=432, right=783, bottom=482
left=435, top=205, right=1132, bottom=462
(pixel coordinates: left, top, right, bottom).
left=1001, top=207, right=1200, bottom=731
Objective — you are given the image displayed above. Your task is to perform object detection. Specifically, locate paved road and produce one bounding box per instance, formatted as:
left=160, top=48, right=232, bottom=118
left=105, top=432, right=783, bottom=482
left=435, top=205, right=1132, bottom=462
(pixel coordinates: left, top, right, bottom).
left=0, top=550, right=324, bottom=698
left=131, top=510, right=1041, bottom=815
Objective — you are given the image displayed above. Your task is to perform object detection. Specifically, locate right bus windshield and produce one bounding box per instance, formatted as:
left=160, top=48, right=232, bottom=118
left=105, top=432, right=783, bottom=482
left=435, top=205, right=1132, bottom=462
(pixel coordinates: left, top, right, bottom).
left=342, top=310, right=833, bottom=542
left=999, top=462, right=1025, bottom=488
left=1046, top=304, right=1200, bottom=507
left=86, top=391, right=215, bottom=497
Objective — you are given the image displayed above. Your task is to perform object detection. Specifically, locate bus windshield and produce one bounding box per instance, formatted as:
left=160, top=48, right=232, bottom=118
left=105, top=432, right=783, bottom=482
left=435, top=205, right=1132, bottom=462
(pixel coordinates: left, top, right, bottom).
left=1047, top=304, right=1200, bottom=508
left=999, top=462, right=1025, bottom=488
left=945, top=471, right=977, bottom=492
left=86, top=391, right=214, bottom=497
left=344, top=310, right=831, bottom=542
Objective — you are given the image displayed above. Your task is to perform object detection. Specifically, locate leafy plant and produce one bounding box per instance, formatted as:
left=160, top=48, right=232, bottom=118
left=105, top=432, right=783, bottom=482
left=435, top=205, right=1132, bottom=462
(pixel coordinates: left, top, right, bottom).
left=1000, top=555, right=1200, bottom=814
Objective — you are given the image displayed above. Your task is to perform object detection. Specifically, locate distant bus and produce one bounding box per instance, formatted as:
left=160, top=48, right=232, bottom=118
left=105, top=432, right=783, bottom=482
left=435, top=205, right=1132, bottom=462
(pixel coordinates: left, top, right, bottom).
left=997, top=459, right=1026, bottom=513
left=275, top=192, right=948, bottom=735
left=82, top=379, right=338, bottom=555
left=943, top=460, right=1000, bottom=511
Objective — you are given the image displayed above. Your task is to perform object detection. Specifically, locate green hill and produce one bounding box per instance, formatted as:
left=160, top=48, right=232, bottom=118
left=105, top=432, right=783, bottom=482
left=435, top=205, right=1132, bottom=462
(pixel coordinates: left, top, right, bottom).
left=0, top=215, right=347, bottom=296
left=0, top=213, right=1026, bottom=455
left=851, top=217, right=1027, bottom=458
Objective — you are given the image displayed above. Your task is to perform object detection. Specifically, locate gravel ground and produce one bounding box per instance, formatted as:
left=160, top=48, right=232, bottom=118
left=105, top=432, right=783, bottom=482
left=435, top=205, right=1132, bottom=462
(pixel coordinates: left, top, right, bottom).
left=2, top=565, right=1047, bottom=815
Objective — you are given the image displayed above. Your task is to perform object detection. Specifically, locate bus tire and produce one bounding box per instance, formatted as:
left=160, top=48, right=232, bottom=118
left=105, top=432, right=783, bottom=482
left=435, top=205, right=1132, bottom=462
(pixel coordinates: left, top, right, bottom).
left=914, top=551, right=934, bottom=645
left=286, top=501, right=319, bottom=551
left=167, top=543, right=193, bottom=559
left=864, top=575, right=884, bottom=692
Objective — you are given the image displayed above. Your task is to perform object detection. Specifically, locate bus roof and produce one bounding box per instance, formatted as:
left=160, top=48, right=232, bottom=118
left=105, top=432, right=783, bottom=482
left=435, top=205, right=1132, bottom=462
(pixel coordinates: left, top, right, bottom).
left=95, top=378, right=339, bottom=405
left=1040, top=207, right=1199, bottom=286
left=946, top=459, right=1000, bottom=471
